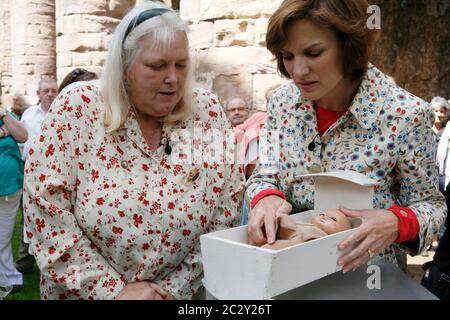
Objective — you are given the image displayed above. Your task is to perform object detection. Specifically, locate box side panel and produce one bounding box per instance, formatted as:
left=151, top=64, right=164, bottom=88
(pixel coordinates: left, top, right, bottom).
left=201, top=234, right=273, bottom=300
left=266, top=230, right=354, bottom=298
left=206, top=225, right=249, bottom=243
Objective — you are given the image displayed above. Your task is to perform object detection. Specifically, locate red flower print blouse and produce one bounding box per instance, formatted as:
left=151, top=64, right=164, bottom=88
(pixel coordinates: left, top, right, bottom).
left=23, top=81, right=245, bottom=300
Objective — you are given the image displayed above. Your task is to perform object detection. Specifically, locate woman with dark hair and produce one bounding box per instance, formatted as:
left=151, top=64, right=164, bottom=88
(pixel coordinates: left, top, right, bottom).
left=58, top=68, right=97, bottom=94
left=247, top=0, right=446, bottom=273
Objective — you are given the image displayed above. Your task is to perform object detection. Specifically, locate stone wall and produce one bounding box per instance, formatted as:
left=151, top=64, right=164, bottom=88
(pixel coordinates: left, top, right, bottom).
left=182, top=0, right=286, bottom=110
left=0, top=0, right=284, bottom=110
left=1, top=0, right=449, bottom=109
left=55, top=0, right=136, bottom=84
left=56, top=0, right=163, bottom=83
left=371, top=0, right=450, bottom=101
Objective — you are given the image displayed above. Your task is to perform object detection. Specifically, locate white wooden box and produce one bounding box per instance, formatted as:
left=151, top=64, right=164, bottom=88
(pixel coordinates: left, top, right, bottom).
left=200, top=171, right=377, bottom=300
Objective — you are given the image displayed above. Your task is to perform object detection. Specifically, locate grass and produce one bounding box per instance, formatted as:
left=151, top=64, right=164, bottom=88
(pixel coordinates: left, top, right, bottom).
left=4, top=210, right=41, bottom=300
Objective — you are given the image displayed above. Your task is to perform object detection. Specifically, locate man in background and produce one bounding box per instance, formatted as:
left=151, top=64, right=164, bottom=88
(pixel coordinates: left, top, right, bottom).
left=20, top=79, right=58, bottom=162
left=226, top=97, right=250, bottom=127
left=227, top=97, right=268, bottom=225
left=15, top=78, right=57, bottom=274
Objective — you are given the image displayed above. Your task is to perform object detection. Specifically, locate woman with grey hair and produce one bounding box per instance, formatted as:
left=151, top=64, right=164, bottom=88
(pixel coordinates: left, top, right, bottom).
left=431, top=96, right=450, bottom=138
left=436, top=97, right=450, bottom=248
left=433, top=97, right=450, bottom=193
left=23, top=1, right=244, bottom=300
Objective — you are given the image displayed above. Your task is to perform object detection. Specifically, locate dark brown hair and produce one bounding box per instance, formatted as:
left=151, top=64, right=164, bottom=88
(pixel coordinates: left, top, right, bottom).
left=58, top=68, right=97, bottom=93
left=266, top=0, right=380, bottom=81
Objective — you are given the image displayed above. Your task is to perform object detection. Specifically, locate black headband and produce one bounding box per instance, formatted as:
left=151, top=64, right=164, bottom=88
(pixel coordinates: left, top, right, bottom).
left=123, top=8, right=170, bottom=45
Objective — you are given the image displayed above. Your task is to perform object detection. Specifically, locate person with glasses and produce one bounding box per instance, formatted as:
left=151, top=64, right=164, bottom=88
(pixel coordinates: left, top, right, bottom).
left=226, top=98, right=250, bottom=127
left=20, top=79, right=58, bottom=162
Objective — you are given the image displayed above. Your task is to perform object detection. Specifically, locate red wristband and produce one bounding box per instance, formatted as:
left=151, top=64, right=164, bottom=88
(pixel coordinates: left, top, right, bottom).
left=251, top=189, right=286, bottom=209
left=387, top=205, right=420, bottom=243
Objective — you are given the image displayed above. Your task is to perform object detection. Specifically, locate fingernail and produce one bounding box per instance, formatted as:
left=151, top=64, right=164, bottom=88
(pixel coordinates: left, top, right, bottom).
left=337, top=260, right=342, bottom=266
left=342, top=269, right=347, bottom=274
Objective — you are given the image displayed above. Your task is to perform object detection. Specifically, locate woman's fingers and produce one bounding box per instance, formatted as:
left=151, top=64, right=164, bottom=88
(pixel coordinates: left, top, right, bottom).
left=338, top=224, right=368, bottom=250
left=116, top=282, right=165, bottom=300
left=148, top=282, right=169, bottom=298
left=342, top=250, right=373, bottom=274
left=337, top=208, right=400, bottom=273
left=276, top=201, right=292, bottom=217
left=264, top=211, right=278, bottom=244
left=248, top=197, right=292, bottom=246
left=265, top=201, right=292, bottom=243
left=153, top=293, right=165, bottom=300
left=370, top=238, right=386, bottom=255
left=165, top=293, right=176, bottom=300
left=338, top=234, right=374, bottom=272
left=248, top=208, right=268, bottom=246
left=339, top=207, right=363, bottom=218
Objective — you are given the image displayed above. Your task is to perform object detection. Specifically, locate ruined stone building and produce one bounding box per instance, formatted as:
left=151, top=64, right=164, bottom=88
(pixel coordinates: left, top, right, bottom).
left=1, top=0, right=449, bottom=109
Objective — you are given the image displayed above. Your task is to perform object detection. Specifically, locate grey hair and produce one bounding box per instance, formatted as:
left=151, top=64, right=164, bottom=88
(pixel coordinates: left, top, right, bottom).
left=431, top=96, right=449, bottom=110
left=38, top=79, right=57, bottom=90
left=101, top=1, right=191, bottom=132
left=226, top=97, right=249, bottom=111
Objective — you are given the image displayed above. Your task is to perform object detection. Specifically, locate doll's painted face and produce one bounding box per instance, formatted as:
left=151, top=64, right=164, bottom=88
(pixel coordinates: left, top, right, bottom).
left=310, top=208, right=351, bottom=234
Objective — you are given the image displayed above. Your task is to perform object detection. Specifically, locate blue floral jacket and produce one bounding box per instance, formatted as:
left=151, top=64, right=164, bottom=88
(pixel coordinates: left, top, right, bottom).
left=247, top=65, right=446, bottom=263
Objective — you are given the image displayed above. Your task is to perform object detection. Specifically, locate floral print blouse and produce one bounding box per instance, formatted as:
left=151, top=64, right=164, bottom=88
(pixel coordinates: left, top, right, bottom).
left=247, top=65, right=446, bottom=264
left=23, top=81, right=245, bottom=300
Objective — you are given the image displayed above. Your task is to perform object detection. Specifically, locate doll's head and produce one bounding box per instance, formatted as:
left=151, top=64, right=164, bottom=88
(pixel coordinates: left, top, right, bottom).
left=310, top=208, right=352, bottom=234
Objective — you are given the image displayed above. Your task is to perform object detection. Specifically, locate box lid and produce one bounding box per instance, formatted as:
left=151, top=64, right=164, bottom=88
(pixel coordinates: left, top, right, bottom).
left=294, top=170, right=378, bottom=212
left=295, top=170, right=378, bottom=186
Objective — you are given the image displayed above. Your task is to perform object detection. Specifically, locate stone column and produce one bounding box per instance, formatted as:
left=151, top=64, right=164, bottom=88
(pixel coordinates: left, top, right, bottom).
left=0, top=1, right=12, bottom=106
left=10, top=0, right=56, bottom=105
